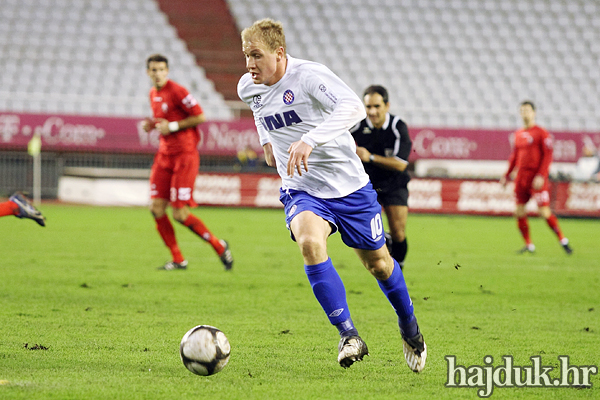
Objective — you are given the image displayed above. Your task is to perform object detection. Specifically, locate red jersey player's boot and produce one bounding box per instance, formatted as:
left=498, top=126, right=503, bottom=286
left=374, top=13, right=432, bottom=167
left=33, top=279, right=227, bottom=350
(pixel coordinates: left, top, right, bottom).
left=560, top=238, right=573, bottom=255
left=517, top=244, right=536, bottom=254
left=158, top=260, right=188, bottom=270
left=218, top=240, right=234, bottom=271
left=9, top=192, right=46, bottom=226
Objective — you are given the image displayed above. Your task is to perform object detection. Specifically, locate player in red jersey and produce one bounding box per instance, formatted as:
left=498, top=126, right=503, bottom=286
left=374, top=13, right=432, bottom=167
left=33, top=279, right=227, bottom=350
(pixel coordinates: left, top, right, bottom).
left=500, top=101, right=572, bottom=254
left=141, top=54, right=233, bottom=270
left=0, top=192, right=45, bottom=226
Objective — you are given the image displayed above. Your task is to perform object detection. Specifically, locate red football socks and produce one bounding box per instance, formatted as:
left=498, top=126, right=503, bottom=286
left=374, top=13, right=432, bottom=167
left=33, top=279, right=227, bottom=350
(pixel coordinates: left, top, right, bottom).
left=182, top=214, right=225, bottom=254
left=517, top=216, right=532, bottom=245
left=0, top=200, right=19, bottom=217
left=545, top=214, right=565, bottom=241
left=155, top=215, right=185, bottom=263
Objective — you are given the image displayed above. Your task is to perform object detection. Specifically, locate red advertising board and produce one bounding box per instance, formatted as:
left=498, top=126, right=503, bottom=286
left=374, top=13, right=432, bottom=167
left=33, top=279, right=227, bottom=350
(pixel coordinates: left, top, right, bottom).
left=192, top=172, right=600, bottom=218
left=405, top=178, right=600, bottom=217
left=409, top=127, right=599, bottom=163
left=0, top=112, right=263, bottom=155
left=1, top=111, right=599, bottom=162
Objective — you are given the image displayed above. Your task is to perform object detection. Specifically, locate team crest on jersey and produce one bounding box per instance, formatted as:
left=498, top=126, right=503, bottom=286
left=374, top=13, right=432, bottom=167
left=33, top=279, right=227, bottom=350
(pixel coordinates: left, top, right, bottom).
left=362, top=127, right=372, bottom=134
left=252, top=94, right=263, bottom=109
left=162, top=103, right=168, bottom=113
left=283, top=90, right=295, bottom=105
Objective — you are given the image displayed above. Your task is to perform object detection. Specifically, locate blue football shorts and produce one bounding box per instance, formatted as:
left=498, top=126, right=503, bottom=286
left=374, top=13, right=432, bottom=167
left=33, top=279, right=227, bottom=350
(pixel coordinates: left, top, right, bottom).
left=279, top=182, right=386, bottom=251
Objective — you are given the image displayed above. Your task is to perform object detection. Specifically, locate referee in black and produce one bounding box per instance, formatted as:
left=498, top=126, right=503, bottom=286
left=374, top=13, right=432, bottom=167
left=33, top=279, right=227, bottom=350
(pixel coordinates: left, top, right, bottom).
left=350, top=85, right=412, bottom=269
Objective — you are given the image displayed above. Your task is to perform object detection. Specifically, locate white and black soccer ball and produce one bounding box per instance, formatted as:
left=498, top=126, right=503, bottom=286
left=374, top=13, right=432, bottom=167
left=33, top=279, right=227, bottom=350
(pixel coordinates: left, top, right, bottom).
left=180, top=325, right=231, bottom=376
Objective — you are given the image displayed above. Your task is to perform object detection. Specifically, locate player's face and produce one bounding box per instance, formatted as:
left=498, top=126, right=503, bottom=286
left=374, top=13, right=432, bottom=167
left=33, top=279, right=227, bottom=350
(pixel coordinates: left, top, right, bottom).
left=364, top=93, right=390, bottom=128
left=147, top=61, right=169, bottom=89
left=520, top=104, right=535, bottom=126
left=243, top=40, right=283, bottom=86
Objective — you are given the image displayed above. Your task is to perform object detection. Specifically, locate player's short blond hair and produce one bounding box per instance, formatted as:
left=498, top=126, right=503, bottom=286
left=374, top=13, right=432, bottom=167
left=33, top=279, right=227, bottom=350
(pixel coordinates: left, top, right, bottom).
left=241, top=18, right=286, bottom=53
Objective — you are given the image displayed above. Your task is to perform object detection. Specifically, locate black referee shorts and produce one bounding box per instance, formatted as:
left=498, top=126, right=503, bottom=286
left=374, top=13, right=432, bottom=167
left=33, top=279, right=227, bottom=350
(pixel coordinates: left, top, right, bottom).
left=375, top=186, right=409, bottom=207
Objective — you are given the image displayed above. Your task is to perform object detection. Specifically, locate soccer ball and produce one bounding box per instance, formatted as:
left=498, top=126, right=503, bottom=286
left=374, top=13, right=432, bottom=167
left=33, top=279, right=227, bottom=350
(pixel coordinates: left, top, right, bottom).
left=180, top=325, right=231, bottom=376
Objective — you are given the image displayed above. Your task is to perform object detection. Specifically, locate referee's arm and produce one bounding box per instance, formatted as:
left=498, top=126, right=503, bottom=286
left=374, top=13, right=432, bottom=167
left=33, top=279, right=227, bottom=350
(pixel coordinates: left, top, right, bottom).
left=365, top=152, right=409, bottom=172
left=355, top=146, right=408, bottom=171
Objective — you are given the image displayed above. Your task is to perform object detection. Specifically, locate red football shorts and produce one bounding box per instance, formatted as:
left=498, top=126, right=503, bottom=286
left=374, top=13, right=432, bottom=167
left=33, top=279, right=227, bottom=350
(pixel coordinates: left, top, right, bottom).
left=150, top=151, right=199, bottom=208
left=514, top=168, right=550, bottom=207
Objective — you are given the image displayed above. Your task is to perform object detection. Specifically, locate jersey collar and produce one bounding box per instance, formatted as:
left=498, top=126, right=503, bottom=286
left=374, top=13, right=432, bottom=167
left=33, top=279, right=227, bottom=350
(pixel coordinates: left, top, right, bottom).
left=366, top=113, right=391, bottom=130
left=156, top=80, right=172, bottom=92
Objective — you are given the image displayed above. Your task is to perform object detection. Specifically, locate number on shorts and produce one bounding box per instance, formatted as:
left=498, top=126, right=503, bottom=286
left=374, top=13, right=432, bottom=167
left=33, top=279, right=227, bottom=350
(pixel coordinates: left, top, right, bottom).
left=535, top=190, right=550, bottom=204
left=178, top=187, right=192, bottom=201
left=370, top=213, right=383, bottom=240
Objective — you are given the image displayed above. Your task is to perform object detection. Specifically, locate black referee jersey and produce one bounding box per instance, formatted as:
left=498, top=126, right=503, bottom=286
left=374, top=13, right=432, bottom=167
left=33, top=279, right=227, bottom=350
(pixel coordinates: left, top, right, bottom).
left=350, top=113, right=412, bottom=191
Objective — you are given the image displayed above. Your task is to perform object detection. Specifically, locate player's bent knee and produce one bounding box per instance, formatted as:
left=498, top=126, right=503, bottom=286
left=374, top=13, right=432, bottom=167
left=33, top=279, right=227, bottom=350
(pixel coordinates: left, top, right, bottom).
left=366, top=257, right=392, bottom=280
left=150, top=204, right=166, bottom=219
left=172, top=207, right=189, bottom=223
left=296, top=235, right=327, bottom=262
left=514, top=206, right=526, bottom=218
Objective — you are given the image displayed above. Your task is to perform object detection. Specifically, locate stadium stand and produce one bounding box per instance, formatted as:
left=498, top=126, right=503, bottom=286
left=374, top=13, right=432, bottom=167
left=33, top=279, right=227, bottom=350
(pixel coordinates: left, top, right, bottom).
left=0, top=0, right=233, bottom=120
left=226, top=0, right=600, bottom=132
left=1, top=0, right=598, bottom=131
left=155, top=0, right=248, bottom=103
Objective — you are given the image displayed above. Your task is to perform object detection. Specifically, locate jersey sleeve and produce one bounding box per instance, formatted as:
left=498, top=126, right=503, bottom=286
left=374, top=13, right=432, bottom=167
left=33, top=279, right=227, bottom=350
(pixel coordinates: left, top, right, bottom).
left=254, top=113, right=271, bottom=146
left=349, top=121, right=362, bottom=136
left=299, top=66, right=366, bottom=147
left=537, top=129, right=553, bottom=177
left=173, top=85, right=203, bottom=117
left=238, top=74, right=270, bottom=146
left=395, top=119, right=412, bottom=162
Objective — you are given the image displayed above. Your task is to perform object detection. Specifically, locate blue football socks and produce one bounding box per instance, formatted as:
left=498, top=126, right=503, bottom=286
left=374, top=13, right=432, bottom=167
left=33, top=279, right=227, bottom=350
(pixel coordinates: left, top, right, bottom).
left=305, top=258, right=355, bottom=336
left=377, top=260, right=419, bottom=338
left=335, top=317, right=359, bottom=338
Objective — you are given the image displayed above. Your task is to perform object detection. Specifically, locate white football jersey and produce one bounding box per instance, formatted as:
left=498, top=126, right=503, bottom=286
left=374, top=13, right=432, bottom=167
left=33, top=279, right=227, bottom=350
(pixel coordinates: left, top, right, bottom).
left=238, top=55, right=369, bottom=198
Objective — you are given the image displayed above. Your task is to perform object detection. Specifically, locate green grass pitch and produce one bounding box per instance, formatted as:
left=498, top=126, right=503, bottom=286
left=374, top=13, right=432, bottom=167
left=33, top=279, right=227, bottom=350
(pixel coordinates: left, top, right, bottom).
left=0, top=204, right=598, bottom=399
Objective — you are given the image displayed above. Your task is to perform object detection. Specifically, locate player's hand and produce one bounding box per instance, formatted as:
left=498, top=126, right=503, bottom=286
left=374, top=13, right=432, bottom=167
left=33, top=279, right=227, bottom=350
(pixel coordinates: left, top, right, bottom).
left=532, top=175, right=545, bottom=190
left=141, top=118, right=154, bottom=133
left=355, top=146, right=371, bottom=163
left=287, top=140, right=313, bottom=177
left=499, top=176, right=507, bottom=186
left=263, top=143, right=276, bottom=167
left=154, top=118, right=171, bottom=135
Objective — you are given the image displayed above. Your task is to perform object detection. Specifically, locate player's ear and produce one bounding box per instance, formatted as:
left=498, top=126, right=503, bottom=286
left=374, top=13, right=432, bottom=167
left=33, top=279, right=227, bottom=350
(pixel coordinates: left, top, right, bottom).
left=276, top=47, right=285, bottom=62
